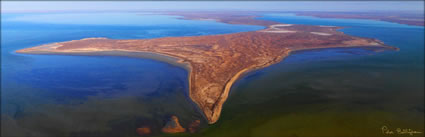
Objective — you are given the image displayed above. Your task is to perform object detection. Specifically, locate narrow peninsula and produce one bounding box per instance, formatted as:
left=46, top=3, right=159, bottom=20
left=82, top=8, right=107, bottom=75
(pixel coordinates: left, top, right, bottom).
left=16, top=12, right=398, bottom=124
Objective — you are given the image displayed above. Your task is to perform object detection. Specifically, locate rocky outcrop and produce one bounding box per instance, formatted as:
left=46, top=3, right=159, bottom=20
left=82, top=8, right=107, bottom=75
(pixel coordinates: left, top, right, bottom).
left=188, top=120, right=201, bottom=133
left=161, top=116, right=186, bottom=133
left=136, top=126, right=151, bottom=136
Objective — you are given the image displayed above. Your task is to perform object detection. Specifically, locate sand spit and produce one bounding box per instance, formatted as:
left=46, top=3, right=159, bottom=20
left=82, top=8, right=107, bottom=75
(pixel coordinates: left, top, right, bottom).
left=15, top=12, right=397, bottom=124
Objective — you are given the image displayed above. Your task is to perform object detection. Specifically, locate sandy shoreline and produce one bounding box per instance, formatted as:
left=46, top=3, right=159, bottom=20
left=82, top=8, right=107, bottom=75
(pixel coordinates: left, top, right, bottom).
left=17, top=43, right=397, bottom=123
left=16, top=50, right=190, bottom=70
left=14, top=11, right=399, bottom=124
left=16, top=45, right=289, bottom=124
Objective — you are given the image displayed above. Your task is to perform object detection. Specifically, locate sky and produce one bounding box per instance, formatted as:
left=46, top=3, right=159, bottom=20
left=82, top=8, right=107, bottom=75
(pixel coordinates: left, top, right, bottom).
left=2, top=1, right=424, bottom=13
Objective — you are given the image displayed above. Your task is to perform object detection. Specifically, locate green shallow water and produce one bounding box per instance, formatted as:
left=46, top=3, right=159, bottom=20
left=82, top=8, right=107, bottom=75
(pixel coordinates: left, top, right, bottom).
left=161, top=14, right=424, bottom=137
left=165, top=47, right=424, bottom=137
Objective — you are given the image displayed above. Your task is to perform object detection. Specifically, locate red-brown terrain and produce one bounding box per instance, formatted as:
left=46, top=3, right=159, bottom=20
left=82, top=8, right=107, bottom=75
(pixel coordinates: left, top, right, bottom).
left=16, top=12, right=398, bottom=124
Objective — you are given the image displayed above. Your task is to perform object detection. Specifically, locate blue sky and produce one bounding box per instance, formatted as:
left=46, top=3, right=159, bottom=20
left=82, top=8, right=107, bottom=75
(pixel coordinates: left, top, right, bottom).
left=2, top=1, right=424, bottom=13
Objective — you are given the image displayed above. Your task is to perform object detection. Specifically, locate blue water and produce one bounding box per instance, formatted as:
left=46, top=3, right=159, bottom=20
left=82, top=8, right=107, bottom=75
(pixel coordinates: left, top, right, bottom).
left=1, top=12, right=424, bottom=137
left=2, top=12, right=263, bottom=99
left=253, top=13, right=424, bottom=73
left=1, top=12, right=262, bottom=136
left=255, top=13, right=424, bottom=83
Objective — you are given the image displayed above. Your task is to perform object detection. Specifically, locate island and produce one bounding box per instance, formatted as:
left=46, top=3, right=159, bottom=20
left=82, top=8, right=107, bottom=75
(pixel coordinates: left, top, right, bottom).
left=16, top=12, right=398, bottom=124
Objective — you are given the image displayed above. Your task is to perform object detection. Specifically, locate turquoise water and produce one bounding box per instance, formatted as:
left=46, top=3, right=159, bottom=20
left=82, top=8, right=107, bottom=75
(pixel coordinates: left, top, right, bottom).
left=1, top=12, right=424, bottom=137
